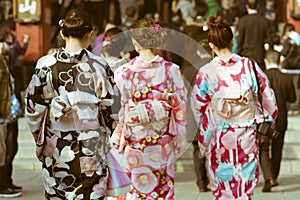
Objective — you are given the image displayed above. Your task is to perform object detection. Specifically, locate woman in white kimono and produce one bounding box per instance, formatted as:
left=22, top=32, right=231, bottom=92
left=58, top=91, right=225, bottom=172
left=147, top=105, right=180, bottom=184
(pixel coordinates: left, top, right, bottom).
left=191, top=16, right=278, bottom=199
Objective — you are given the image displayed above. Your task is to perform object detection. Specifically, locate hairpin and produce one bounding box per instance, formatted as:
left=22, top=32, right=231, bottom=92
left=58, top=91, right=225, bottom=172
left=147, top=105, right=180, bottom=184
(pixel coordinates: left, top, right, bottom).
left=150, top=24, right=162, bottom=34
left=104, top=36, right=110, bottom=41
left=59, top=19, right=65, bottom=27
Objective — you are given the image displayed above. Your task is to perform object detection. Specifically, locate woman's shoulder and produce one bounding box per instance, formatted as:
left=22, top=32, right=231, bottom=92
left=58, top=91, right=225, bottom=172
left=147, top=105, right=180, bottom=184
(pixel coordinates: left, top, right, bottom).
left=36, top=53, right=56, bottom=69
left=86, top=49, right=108, bottom=67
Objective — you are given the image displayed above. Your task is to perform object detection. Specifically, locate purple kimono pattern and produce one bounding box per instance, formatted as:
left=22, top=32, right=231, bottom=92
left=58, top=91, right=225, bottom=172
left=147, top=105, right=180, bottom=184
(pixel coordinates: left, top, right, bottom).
left=24, top=48, right=123, bottom=200
left=191, top=54, right=278, bottom=200
left=111, top=55, right=187, bottom=199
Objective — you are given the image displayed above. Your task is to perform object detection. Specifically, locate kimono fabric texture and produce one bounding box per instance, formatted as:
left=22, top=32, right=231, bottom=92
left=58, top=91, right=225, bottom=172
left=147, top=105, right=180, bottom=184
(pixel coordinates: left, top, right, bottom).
left=24, top=48, right=125, bottom=200
left=111, top=55, right=187, bottom=199
left=191, top=54, right=278, bottom=200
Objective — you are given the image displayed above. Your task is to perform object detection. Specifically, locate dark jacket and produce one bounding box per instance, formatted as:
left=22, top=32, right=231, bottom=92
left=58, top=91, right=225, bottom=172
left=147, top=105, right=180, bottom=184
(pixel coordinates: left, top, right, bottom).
left=264, top=68, right=296, bottom=132
left=0, top=55, right=11, bottom=119
left=237, top=13, right=270, bottom=68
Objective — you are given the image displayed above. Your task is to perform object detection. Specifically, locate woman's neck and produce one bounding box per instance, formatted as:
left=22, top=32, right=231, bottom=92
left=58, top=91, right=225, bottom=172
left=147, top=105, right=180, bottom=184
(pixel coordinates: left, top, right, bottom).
left=64, top=37, right=85, bottom=53
left=139, top=49, right=156, bottom=61
left=214, top=48, right=233, bottom=60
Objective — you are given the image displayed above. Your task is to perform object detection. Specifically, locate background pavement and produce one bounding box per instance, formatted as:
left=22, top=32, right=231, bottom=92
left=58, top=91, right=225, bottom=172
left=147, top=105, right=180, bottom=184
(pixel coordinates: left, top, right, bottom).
left=0, top=170, right=299, bottom=200
left=1, top=114, right=299, bottom=199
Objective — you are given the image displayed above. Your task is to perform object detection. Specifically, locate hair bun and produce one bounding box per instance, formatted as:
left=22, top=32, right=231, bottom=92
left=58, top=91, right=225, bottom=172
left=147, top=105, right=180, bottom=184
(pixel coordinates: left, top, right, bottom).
left=207, top=16, right=227, bottom=30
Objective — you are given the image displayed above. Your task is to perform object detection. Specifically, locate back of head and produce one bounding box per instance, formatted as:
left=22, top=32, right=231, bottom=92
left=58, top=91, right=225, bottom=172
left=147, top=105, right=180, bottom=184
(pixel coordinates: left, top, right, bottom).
left=60, top=9, right=93, bottom=39
left=102, top=27, right=127, bottom=57
left=131, top=18, right=165, bottom=49
left=207, top=16, right=233, bottom=49
left=283, top=23, right=295, bottom=33
left=265, top=49, right=280, bottom=65
left=247, top=0, right=258, bottom=10
left=125, top=6, right=137, bottom=18
left=199, top=39, right=212, bottom=57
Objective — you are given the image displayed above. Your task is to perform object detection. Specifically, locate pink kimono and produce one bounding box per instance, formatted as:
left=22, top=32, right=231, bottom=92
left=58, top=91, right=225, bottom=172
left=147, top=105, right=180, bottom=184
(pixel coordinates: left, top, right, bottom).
left=111, top=55, right=187, bottom=199
left=191, top=54, right=278, bottom=199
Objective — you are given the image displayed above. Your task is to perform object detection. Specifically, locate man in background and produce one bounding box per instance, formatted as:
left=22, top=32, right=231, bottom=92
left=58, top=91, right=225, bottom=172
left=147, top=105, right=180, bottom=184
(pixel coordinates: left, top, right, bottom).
left=237, top=0, right=270, bottom=70
left=259, top=50, right=296, bottom=192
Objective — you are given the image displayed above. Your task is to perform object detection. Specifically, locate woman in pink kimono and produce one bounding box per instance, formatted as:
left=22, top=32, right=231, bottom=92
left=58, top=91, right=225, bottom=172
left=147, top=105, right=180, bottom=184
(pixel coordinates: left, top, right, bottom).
left=191, top=16, right=278, bottom=199
left=111, top=18, right=187, bottom=199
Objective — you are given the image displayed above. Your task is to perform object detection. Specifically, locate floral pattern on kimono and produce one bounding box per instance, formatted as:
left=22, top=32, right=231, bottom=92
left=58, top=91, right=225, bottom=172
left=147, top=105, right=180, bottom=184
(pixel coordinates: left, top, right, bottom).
left=111, top=55, right=187, bottom=199
left=191, top=54, right=278, bottom=200
left=25, top=48, right=121, bottom=200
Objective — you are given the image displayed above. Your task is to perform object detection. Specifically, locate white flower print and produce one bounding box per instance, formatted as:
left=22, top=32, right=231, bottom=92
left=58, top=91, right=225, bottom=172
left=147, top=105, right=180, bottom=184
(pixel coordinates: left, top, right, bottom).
left=42, top=168, right=56, bottom=195
left=53, top=146, right=75, bottom=169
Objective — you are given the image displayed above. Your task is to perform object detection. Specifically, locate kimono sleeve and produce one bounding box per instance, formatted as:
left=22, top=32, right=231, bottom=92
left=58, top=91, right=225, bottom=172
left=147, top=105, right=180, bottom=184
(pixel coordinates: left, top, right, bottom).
left=110, top=65, right=130, bottom=151
left=190, top=69, right=213, bottom=157
left=24, top=56, right=56, bottom=134
left=168, top=64, right=187, bottom=153
left=253, top=61, right=278, bottom=122
left=94, top=62, right=120, bottom=134
left=190, top=69, right=210, bottom=128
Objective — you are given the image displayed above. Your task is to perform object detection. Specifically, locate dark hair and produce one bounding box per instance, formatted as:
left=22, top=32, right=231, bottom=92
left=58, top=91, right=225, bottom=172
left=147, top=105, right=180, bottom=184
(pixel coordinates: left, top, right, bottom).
left=283, top=23, right=295, bottom=34
left=102, top=27, right=127, bottom=57
left=131, top=18, right=165, bottom=48
left=247, top=0, right=258, bottom=10
left=207, top=16, right=233, bottom=49
left=199, top=39, right=212, bottom=56
left=0, top=26, right=9, bottom=43
left=61, top=9, right=93, bottom=38
left=0, top=29, right=14, bottom=44
left=195, top=3, right=208, bottom=17
left=265, top=49, right=280, bottom=64
left=125, top=6, right=137, bottom=18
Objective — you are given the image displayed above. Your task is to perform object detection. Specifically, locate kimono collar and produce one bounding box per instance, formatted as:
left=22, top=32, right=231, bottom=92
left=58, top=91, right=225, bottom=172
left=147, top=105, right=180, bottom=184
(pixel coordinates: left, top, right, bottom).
left=132, top=55, right=164, bottom=69
left=56, top=48, right=89, bottom=63
left=106, top=57, right=127, bottom=69
left=248, top=10, right=258, bottom=15
left=266, top=64, right=279, bottom=70
left=213, top=53, right=241, bottom=67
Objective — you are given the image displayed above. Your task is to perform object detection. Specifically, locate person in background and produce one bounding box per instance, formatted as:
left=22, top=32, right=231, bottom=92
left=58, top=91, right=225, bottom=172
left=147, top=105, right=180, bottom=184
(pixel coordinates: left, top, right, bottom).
left=24, top=8, right=129, bottom=199
left=119, top=0, right=138, bottom=25
left=237, top=0, right=270, bottom=70
left=92, top=23, right=116, bottom=57
left=102, top=27, right=128, bottom=72
left=191, top=16, right=278, bottom=199
left=217, top=0, right=244, bottom=26
left=280, top=23, right=300, bottom=115
left=259, top=49, right=296, bottom=192
left=84, top=0, right=110, bottom=35
left=182, top=37, right=211, bottom=193
left=1, top=29, right=30, bottom=198
left=174, top=0, right=197, bottom=25
left=0, top=30, right=22, bottom=198
left=204, top=0, right=220, bottom=19
left=122, top=6, right=138, bottom=30
left=111, top=18, right=187, bottom=199
left=8, top=32, right=30, bottom=105
left=101, top=27, right=129, bottom=135
left=259, top=0, right=279, bottom=50
left=157, top=0, right=173, bottom=24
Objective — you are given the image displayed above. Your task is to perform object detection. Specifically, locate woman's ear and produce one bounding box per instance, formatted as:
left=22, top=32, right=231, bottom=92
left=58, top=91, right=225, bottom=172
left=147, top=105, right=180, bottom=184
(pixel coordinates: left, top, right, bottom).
left=208, top=42, right=215, bottom=50
left=132, top=38, right=142, bottom=53
left=131, top=38, right=138, bottom=47
left=60, top=30, right=66, bottom=40
left=87, top=31, right=93, bottom=40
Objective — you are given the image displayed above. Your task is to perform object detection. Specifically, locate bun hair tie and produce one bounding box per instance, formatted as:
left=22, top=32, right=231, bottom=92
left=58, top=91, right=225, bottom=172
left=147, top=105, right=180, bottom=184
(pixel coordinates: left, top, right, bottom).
left=150, top=24, right=162, bottom=34
left=59, top=19, right=65, bottom=27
